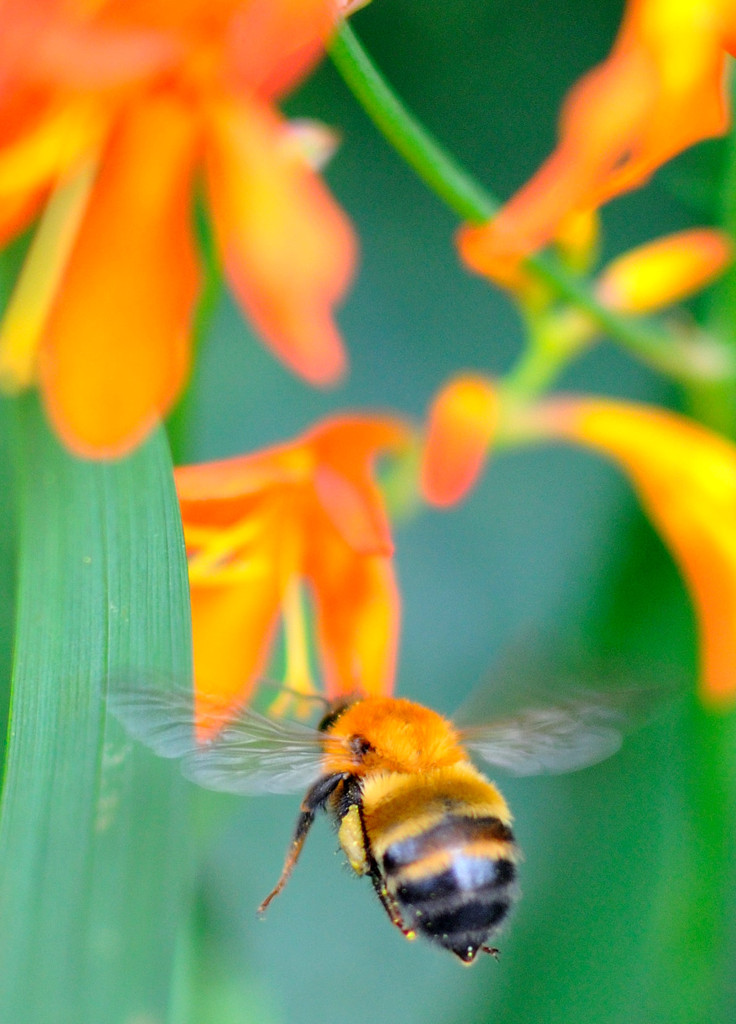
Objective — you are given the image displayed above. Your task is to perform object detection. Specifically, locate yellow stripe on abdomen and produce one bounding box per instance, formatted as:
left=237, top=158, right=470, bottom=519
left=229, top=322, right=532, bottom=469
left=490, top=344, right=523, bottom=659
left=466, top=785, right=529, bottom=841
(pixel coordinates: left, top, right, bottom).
left=361, top=762, right=512, bottom=862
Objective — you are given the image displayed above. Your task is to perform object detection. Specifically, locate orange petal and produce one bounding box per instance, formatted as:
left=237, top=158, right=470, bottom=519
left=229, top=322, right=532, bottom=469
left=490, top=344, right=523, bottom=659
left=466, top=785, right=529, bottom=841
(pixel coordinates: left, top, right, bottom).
left=594, top=0, right=730, bottom=203
left=307, top=531, right=400, bottom=699
left=595, top=228, right=733, bottom=314
left=39, top=90, right=201, bottom=458
left=535, top=397, right=736, bottom=706
left=457, top=50, right=653, bottom=278
left=458, top=0, right=731, bottom=274
left=313, top=462, right=393, bottom=555
left=421, top=375, right=498, bottom=507
left=190, top=566, right=283, bottom=740
left=0, top=2, right=174, bottom=89
left=176, top=414, right=409, bottom=546
left=308, top=415, right=411, bottom=552
left=204, top=95, right=356, bottom=386
left=176, top=443, right=311, bottom=510
left=226, top=0, right=335, bottom=99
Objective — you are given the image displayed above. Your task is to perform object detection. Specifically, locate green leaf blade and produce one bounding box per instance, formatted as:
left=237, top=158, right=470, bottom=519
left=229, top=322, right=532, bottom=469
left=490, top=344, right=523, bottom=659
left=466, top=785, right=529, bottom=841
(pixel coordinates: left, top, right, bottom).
left=0, top=395, right=193, bottom=1024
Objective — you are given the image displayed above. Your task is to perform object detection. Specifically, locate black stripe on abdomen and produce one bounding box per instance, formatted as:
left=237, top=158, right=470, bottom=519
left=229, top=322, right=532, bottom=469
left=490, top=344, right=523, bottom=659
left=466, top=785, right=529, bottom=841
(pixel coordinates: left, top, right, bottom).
left=382, top=814, right=513, bottom=871
left=382, top=816, right=518, bottom=963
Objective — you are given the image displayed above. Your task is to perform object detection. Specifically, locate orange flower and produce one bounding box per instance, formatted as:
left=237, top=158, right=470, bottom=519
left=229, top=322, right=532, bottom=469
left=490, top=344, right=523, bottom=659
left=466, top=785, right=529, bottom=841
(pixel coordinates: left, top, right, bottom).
left=0, top=1, right=356, bottom=457
left=422, top=373, right=736, bottom=706
left=458, top=0, right=736, bottom=281
left=175, top=414, right=410, bottom=735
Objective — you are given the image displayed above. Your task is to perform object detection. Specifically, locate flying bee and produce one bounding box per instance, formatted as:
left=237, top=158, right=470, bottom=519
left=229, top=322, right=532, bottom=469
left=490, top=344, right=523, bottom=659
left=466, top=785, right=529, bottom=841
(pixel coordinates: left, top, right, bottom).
left=111, top=686, right=651, bottom=964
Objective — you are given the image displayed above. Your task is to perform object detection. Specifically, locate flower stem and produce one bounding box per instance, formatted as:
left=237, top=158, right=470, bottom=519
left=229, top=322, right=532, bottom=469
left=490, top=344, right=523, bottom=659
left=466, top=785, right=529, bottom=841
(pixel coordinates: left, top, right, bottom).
left=330, top=23, right=735, bottom=387
left=329, top=22, right=496, bottom=223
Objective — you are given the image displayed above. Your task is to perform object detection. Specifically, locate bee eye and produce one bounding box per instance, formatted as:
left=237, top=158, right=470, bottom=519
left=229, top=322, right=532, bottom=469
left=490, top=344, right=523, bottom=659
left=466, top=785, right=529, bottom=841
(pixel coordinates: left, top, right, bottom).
left=349, top=735, right=373, bottom=758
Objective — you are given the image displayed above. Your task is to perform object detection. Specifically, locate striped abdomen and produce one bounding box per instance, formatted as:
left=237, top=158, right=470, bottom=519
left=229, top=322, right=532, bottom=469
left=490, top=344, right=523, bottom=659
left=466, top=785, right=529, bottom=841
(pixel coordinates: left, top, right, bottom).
left=361, top=764, right=519, bottom=963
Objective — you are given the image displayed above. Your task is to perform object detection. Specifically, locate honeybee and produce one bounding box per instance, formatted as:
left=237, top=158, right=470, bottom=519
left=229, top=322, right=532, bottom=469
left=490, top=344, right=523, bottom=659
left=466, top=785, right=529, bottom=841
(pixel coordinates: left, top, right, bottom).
left=111, top=687, right=645, bottom=964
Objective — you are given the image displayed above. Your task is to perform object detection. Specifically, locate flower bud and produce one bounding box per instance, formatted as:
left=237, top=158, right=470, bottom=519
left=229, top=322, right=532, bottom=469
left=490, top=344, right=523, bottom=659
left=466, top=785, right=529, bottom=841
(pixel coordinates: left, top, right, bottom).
left=595, top=229, right=733, bottom=315
left=421, top=374, right=498, bottom=507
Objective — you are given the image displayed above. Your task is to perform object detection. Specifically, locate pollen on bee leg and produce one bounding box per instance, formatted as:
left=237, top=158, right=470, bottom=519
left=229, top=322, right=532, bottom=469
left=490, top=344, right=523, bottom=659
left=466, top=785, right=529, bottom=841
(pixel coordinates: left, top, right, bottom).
left=338, top=804, right=368, bottom=875
left=404, top=929, right=417, bottom=941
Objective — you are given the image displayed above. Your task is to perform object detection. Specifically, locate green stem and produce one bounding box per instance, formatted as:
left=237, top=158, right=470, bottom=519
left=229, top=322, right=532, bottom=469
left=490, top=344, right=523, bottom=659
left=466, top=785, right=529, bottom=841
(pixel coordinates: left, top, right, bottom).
left=330, top=23, right=735, bottom=387
left=329, top=23, right=496, bottom=223
left=499, top=347, right=563, bottom=407
left=500, top=308, right=592, bottom=404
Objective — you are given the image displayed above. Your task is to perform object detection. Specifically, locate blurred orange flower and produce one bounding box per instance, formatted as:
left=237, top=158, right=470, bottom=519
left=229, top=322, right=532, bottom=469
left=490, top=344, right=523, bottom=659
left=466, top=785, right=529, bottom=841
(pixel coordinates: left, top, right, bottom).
left=175, top=414, right=410, bottom=736
left=422, top=374, right=736, bottom=705
left=537, top=398, right=736, bottom=707
left=458, top=0, right=736, bottom=281
left=0, top=0, right=356, bottom=457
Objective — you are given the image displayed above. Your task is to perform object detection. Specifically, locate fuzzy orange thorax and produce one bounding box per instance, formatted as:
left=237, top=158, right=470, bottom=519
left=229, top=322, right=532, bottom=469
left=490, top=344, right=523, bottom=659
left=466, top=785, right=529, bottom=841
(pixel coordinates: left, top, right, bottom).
left=322, top=697, right=467, bottom=777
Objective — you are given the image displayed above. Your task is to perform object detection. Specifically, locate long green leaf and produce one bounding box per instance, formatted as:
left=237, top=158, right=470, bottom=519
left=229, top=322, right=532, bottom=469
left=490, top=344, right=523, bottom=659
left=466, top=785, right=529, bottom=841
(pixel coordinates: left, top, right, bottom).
left=0, top=399, right=16, bottom=767
left=0, top=394, right=192, bottom=1024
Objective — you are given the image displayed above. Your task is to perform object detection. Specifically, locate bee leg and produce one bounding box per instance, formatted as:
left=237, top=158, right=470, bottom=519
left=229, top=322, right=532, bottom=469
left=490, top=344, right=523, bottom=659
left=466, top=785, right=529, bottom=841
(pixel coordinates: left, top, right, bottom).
left=482, top=946, right=500, bottom=960
left=356, top=808, right=416, bottom=941
left=369, top=874, right=417, bottom=940
left=258, top=773, right=348, bottom=916
left=257, top=811, right=313, bottom=917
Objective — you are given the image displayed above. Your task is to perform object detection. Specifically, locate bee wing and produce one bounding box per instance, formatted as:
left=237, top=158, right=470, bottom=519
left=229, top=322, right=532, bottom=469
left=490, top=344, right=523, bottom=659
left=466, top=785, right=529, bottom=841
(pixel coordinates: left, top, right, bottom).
left=459, top=689, right=662, bottom=776
left=109, top=687, right=332, bottom=795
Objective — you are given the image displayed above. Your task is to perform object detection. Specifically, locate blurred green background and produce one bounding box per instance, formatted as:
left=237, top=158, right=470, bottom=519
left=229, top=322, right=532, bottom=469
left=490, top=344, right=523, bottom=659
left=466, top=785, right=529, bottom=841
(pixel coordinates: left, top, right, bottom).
left=3, top=0, right=736, bottom=1022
